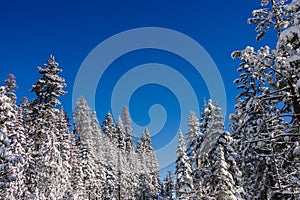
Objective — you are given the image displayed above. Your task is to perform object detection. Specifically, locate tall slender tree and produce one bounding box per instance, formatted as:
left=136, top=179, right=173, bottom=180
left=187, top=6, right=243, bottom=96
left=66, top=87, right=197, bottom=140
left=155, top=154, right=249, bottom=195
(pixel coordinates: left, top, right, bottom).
left=163, top=170, right=175, bottom=199
left=101, top=112, right=116, bottom=142
left=28, top=55, right=68, bottom=199
left=122, top=106, right=135, bottom=152
left=185, top=111, right=201, bottom=170
left=205, top=103, right=242, bottom=199
left=73, top=96, right=101, bottom=199
left=0, top=86, right=15, bottom=198
left=175, top=131, right=194, bottom=199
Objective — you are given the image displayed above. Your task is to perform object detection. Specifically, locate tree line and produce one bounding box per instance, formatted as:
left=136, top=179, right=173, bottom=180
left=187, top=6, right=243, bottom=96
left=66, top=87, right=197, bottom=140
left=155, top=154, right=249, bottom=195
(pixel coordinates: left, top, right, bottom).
left=0, top=56, right=160, bottom=199
left=2, top=0, right=300, bottom=199
left=161, top=0, right=300, bottom=199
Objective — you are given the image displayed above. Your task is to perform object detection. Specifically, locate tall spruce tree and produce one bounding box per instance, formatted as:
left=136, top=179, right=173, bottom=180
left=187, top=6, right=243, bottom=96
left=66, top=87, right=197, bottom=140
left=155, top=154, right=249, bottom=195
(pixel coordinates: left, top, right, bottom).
left=73, top=96, right=102, bottom=199
left=3, top=76, right=29, bottom=199
left=185, top=111, right=201, bottom=171
left=0, top=86, right=15, bottom=198
left=175, top=131, right=194, bottom=199
left=122, top=106, right=135, bottom=152
left=28, top=55, right=68, bottom=199
left=204, top=102, right=242, bottom=199
left=163, top=170, right=175, bottom=199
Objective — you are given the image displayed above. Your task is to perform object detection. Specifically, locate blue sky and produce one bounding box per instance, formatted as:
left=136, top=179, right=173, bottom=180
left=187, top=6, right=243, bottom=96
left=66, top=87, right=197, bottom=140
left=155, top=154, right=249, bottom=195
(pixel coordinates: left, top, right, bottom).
left=0, top=1, right=276, bottom=175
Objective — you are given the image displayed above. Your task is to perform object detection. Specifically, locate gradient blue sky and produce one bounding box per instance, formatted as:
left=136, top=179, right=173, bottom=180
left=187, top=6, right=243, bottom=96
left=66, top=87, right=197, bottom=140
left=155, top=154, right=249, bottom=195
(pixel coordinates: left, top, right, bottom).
left=0, top=1, right=276, bottom=175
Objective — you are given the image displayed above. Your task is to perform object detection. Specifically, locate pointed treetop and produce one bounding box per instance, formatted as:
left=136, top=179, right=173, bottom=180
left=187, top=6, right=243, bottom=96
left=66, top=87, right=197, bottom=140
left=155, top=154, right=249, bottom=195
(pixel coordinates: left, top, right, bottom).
left=30, top=55, right=67, bottom=108
left=116, top=115, right=124, bottom=130
left=4, top=73, right=18, bottom=104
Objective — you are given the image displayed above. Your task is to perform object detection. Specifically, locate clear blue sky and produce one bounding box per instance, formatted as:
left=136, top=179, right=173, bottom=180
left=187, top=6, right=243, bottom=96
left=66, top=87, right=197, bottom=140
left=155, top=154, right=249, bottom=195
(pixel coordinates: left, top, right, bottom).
left=0, top=1, right=276, bottom=175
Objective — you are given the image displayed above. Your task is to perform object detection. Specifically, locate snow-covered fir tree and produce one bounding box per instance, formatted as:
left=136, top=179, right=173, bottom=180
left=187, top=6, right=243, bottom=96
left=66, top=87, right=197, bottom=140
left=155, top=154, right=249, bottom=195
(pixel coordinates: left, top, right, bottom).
left=4, top=74, right=17, bottom=104
left=115, top=116, right=128, bottom=199
left=231, top=0, right=300, bottom=198
left=0, top=56, right=164, bottom=200
left=193, top=100, right=213, bottom=198
left=122, top=106, right=135, bottom=152
left=136, top=128, right=160, bottom=200
left=73, top=96, right=102, bottom=199
left=185, top=111, right=202, bottom=170
left=175, top=131, right=194, bottom=199
left=57, top=108, right=74, bottom=198
left=203, top=102, right=242, bottom=200
left=163, top=170, right=175, bottom=199
left=101, top=112, right=116, bottom=142
left=3, top=76, right=29, bottom=199
left=28, top=55, right=69, bottom=199
left=0, top=86, right=15, bottom=198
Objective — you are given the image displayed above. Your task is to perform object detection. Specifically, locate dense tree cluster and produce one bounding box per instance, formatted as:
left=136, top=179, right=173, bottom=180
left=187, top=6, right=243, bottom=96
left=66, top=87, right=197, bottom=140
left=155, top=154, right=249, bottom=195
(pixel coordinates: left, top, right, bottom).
left=174, top=101, right=242, bottom=200
left=172, top=1, right=300, bottom=199
left=0, top=56, right=160, bottom=199
left=2, top=1, right=300, bottom=199
left=231, top=0, right=300, bottom=199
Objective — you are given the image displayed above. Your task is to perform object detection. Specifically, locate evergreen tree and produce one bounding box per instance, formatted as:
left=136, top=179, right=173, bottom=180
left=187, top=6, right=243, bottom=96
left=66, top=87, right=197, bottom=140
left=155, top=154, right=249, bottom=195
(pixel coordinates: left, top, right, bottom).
left=209, top=104, right=242, bottom=198
left=116, top=116, right=126, bottom=151
left=193, top=100, right=213, bottom=198
left=0, top=130, right=11, bottom=197
left=69, top=129, right=81, bottom=199
left=6, top=103, right=28, bottom=199
left=28, top=55, right=68, bottom=199
left=101, top=112, right=116, bottom=142
left=0, top=86, right=15, bottom=198
left=3, top=75, right=29, bottom=199
left=122, top=106, right=135, bottom=152
left=231, top=0, right=300, bottom=198
left=4, top=74, right=17, bottom=104
left=73, top=96, right=102, bottom=199
left=57, top=108, right=74, bottom=198
left=175, top=131, right=194, bottom=199
left=163, top=170, right=175, bottom=199
left=136, top=129, right=160, bottom=200
left=185, top=111, right=201, bottom=173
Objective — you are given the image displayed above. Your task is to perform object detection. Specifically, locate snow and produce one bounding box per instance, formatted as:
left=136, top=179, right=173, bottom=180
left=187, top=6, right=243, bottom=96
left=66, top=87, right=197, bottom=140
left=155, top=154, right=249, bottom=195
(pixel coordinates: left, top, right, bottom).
left=293, top=145, right=300, bottom=156
left=296, top=79, right=300, bottom=95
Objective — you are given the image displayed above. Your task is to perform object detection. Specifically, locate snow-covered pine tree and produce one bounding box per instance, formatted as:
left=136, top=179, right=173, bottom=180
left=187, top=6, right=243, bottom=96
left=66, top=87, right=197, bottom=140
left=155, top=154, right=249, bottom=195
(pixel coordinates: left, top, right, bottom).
left=175, top=131, right=194, bottom=199
left=7, top=106, right=28, bottom=199
left=90, top=111, right=106, bottom=197
left=185, top=111, right=202, bottom=172
left=193, top=100, right=213, bottom=198
left=116, top=116, right=126, bottom=151
left=200, top=98, right=213, bottom=136
left=231, top=0, right=300, bottom=198
left=136, top=129, right=160, bottom=200
left=0, top=130, right=10, bottom=197
left=73, top=96, right=102, bottom=199
left=4, top=74, right=17, bottom=104
left=57, top=108, right=74, bottom=198
left=69, top=128, right=81, bottom=199
left=0, top=86, right=15, bottom=198
left=28, top=55, right=68, bottom=199
left=2, top=74, right=30, bottom=199
left=114, top=116, right=129, bottom=199
left=203, top=102, right=242, bottom=199
left=122, top=106, right=135, bottom=152
left=163, top=170, right=175, bottom=199
left=30, top=55, right=67, bottom=108
left=100, top=135, right=118, bottom=200
left=101, top=112, right=116, bottom=143
left=121, top=107, right=139, bottom=198
left=125, top=142, right=140, bottom=199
